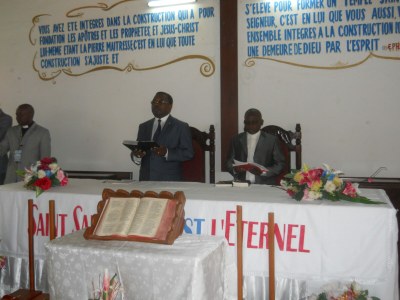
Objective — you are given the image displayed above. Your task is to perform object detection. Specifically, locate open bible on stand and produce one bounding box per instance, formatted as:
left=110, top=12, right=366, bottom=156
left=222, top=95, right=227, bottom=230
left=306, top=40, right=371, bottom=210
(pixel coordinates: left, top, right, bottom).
left=84, top=189, right=186, bottom=245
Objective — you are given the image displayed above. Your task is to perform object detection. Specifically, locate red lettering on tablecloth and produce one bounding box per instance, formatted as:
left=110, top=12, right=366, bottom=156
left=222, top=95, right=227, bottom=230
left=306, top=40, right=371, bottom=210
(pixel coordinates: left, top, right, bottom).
left=225, top=210, right=235, bottom=246
left=204, top=210, right=311, bottom=253
left=73, top=205, right=90, bottom=230
left=299, top=225, right=310, bottom=253
left=246, top=221, right=258, bottom=249
left=32, top=203, right=66, bottom=237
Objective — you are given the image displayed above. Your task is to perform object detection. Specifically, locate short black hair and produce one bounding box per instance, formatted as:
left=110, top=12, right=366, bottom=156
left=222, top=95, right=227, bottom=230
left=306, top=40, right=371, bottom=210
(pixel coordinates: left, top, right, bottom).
left=244, top=108, right=262, bottom=119
left=155, top=91, right=173, bottom=104
left=17, top=104, right=35, bottom=116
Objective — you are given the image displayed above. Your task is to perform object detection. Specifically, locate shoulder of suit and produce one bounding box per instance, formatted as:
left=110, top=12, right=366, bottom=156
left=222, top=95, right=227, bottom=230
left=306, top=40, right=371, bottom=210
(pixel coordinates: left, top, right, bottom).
left=30, top=123, right=50, bottom=133
left=167, top=115, right=189, bottom=126
left=141, top=118, right=155, bottom=126
left=260, top=131, right=279, bottom=141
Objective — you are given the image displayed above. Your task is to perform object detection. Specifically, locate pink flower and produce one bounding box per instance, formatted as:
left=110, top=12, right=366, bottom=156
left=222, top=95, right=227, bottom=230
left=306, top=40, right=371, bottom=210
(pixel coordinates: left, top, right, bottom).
left=342, top=182, right=357, bottom=198
left=56, top=170, right=68, bottom=186
left=308, top=168, right=323, bottom=181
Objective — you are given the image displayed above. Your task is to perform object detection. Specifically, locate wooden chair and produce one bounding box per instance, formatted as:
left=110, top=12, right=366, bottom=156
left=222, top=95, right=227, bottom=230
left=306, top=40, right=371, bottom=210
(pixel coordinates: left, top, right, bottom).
left=1, top=200, right=55, bottom=300
left=182, top=125, right=215, bottom=183
left=261, top=123, right=302, bottom=184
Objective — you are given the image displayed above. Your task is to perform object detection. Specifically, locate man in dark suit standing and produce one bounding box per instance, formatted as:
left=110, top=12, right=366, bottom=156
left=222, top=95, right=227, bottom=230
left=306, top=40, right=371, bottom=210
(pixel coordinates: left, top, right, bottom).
left=131, top=91, right=193, bottom=181
left=0, top=109, right=12, bottom=184
left=226, top=108, right=285, bottom=185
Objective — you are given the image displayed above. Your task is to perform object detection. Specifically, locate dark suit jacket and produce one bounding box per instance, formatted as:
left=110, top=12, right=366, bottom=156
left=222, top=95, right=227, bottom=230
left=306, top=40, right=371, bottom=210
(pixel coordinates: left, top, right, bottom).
left=0, top=110, right=12, bottom=184
left=136, top=115, right=193, bottom=181
left=226, top=131, right=286, bottom=185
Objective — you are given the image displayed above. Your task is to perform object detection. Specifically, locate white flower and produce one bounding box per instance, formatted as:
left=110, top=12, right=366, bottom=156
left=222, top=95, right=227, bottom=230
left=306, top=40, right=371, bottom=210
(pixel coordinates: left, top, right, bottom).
left=324, top=181, right=337, bottom=193
left=351, top=281, right=362, bottom=293
left=352, top=183, right=361, bottom=195
left=280, top=179, right=289, bottom=189
left=302, top=190, right=322, bottom=201
left=309, top=191, right=322, bottom=200
left=322, top=163, right=343, bottom=175
left=49, top=163, right=59, bottom=173
left=31, top=164, right=38, bottom=173
left=24, top=174, right=32, bottom=184
left=37, top=170, right=46, bottom=178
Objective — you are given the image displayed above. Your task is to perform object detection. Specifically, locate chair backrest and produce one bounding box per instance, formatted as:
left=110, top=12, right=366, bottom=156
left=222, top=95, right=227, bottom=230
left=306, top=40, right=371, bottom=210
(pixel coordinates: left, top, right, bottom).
left=261, top=123, right=302, bottom=184
left=182, top=125, right=215, bottom=184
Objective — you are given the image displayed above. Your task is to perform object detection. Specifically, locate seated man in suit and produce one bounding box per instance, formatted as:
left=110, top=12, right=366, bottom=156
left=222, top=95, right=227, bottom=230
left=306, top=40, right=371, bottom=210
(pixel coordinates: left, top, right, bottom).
left=226, top=108, right=285, bottom=185
left=131, top=91, right=194, bottom=181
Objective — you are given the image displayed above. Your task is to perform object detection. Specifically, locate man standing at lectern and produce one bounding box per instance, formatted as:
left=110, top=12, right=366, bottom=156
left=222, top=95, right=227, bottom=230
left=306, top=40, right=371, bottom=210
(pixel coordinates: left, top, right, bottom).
left=131, top=91, right=193, bottom=181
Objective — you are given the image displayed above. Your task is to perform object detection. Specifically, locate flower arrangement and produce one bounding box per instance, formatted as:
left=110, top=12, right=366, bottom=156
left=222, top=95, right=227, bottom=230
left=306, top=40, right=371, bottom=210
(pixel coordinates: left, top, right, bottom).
left=91, top=269, right=122, bottom=300
left=280, top=164, right=384, bottom=204
left=16, top=157, right=68, bottom=197
left=308, top=281, right=380, bottom=300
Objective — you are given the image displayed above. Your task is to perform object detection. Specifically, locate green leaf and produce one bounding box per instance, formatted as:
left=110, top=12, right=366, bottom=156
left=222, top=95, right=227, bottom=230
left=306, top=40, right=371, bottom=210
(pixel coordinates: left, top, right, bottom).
left=339, top=194, right=385, bottom=205
left=16, top=169, right=26, bottom=177
left=317, top=293, right=328, bottom=300
left=35, top=187, right=44, bottom=198
left=293, top=190, right=304, bottom=201
left=51, top=177, right=60, bottom=187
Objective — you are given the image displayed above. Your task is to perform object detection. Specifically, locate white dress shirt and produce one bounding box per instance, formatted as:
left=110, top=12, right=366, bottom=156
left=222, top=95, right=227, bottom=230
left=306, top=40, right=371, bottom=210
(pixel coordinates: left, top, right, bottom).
left=246, top=131, right=260, bottom=183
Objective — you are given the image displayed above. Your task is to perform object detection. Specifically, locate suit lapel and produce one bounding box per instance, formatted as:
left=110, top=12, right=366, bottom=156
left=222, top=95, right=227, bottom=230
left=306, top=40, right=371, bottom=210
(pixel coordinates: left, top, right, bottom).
left=253, top=132, right=267, bottom=162
left=161, top=115, right=173, bottom=136
left=239, top=133, right=248, bottom=158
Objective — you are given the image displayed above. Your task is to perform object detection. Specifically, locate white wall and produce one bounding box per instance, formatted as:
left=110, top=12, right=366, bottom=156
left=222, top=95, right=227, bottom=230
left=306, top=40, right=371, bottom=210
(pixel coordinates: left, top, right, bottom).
left=0, top=0, right=221, bottom=180
left=0, top=0, right=399, bottom=180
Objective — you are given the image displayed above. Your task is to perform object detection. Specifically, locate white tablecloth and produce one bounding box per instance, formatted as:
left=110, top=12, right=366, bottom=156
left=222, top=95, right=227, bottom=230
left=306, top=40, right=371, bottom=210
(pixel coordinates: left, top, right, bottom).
left=0, top=179, right=398, bottom=299
left=45, top=231, right=227, bottom=300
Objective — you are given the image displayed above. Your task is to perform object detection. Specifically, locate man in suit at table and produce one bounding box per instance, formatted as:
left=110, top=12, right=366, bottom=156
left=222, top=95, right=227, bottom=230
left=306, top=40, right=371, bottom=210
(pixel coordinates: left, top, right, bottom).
left=226, top=108, right=285, bottom=185
left=131, top=91, right=193, bottom=181
left=0, top=104, right=51, bottom=184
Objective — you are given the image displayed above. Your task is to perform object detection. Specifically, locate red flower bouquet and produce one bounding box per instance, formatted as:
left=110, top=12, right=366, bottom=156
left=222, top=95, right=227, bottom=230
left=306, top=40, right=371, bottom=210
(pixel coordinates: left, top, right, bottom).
left=16, top=157, right=68, bottom=197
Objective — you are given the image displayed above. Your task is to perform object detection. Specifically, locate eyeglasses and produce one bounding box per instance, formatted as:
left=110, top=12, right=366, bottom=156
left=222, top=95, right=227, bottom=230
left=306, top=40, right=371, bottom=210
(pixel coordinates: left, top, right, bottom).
left=151, top=99, right=170, bottom=105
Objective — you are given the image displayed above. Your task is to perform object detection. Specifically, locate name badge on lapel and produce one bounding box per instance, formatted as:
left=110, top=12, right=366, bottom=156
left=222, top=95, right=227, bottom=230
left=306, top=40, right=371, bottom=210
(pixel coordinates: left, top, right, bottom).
left=14, top=150, right=22, bottom=162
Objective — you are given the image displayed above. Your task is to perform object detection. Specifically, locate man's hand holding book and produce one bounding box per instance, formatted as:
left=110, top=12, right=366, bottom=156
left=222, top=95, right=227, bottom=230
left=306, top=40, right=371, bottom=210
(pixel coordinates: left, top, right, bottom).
left=233, top=160, right=269, bottom=176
